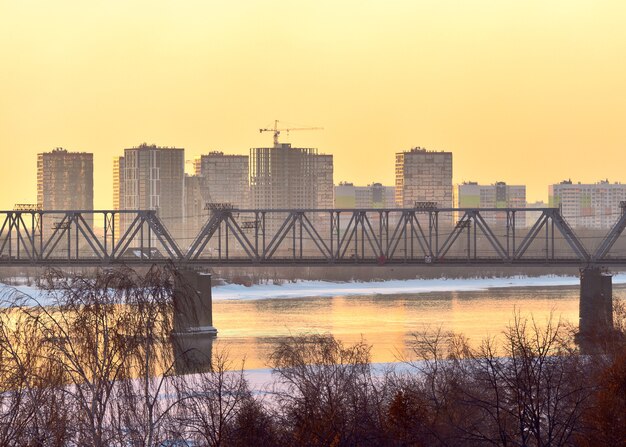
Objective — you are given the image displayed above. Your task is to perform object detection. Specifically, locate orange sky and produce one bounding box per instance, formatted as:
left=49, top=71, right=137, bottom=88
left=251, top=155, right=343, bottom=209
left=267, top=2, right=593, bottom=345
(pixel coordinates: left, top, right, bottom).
left=1, top=0, right=626, bottom=209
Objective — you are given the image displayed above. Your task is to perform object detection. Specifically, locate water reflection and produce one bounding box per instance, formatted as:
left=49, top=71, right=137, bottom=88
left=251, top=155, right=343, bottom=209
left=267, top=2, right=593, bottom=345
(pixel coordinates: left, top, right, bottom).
left=211, top=285, right=617, bottom=370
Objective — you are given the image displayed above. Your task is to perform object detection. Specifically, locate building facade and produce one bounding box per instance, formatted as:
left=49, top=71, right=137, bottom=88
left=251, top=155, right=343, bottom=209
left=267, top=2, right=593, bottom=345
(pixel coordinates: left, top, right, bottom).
left=114, top=143, right=185, bottom=239
left=335, top=182, right=395, bottom=208
left=250, top=143, right=333, bottom=209
left=395, top=147, right=453, bottom=208
left=183, top=174, right=212, bottom=245
left=193, top=151, right=249, bottom=208
left=37, top=148, right=93, bottom=211
left=457, top=182, right=526, bottom=208
left=549, top=180, right=626, bottom=229
left=457, top=181, right=526, bottom=226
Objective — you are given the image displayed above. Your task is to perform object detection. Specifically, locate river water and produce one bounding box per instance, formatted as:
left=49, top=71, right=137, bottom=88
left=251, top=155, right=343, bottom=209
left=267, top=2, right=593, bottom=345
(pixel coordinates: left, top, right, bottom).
left=211, top=283, right=626, bottom=370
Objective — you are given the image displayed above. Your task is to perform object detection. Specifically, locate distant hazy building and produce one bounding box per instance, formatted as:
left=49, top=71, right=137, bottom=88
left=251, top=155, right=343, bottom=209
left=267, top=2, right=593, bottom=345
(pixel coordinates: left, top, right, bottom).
left=457, top=181, right=526, bottom=225
left=335, top=182, right=395, bottom=208
left=183, top=174, right=212, bottom=245
left=549, top=179, right=626, bottom=229
left=395, top=147, right=453, bottom=208
left=250, top=143, right=333, bottom=209
left=526, top=200, right=549, bottom=228
left=457, top=182, right=526, bottom=208
left=114, top=143, right=185, bottom=239
left=193, top=152, right=250, bottom=208
left=37, top=148, right=93, bottom=212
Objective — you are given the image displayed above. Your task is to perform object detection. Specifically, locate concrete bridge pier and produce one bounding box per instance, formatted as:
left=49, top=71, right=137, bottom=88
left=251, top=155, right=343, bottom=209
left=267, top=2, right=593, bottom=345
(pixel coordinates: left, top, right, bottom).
left=577, top=266, right=613, bottom=350
left=172, top=270, right=217, bottom=373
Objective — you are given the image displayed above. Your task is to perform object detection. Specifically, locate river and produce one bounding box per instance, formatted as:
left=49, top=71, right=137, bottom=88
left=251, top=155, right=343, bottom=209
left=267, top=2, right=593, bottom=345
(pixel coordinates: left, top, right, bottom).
left=211, top=280, right=626, bottom=370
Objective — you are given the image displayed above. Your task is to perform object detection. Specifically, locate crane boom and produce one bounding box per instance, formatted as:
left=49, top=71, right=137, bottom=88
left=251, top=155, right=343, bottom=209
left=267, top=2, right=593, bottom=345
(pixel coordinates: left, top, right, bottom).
left=259, top=120, right=323, bottom=147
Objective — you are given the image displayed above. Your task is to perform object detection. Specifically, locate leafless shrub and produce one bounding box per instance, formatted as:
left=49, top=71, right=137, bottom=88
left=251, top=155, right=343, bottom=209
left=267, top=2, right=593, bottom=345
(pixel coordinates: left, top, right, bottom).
left=404, top=313, right=594, bottom=446
left=172, top=346, right=252, bottom=446
left=269, top=333, right=388, bottom=446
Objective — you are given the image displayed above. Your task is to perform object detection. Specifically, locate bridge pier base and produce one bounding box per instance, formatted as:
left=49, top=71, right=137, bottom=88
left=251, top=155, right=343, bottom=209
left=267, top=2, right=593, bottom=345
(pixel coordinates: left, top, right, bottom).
left=576, top=266, right=613, bottom=351
left=172, top=270, right=217, bottom=373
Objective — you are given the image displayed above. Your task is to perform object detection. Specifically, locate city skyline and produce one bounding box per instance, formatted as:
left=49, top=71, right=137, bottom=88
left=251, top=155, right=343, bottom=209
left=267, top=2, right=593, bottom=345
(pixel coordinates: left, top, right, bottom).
left=23, top=142, right=626, bottom=211
left=3, top=1, right=626, bottom=209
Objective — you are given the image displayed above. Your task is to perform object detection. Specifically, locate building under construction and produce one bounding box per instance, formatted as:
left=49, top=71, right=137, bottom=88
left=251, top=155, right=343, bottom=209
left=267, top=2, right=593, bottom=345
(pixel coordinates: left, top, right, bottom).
left=250, top=143, right=333, bottom=209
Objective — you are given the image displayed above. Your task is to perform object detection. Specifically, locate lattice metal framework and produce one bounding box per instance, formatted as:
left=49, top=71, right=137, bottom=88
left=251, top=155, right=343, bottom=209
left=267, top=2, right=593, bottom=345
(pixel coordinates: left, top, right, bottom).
left=1, top=207, right=625, bottom=266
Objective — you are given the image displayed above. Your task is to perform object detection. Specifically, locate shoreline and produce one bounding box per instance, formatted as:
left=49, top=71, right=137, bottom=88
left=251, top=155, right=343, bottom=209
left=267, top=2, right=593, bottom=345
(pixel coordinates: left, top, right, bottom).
left=212, top=273, right=626, bottom=301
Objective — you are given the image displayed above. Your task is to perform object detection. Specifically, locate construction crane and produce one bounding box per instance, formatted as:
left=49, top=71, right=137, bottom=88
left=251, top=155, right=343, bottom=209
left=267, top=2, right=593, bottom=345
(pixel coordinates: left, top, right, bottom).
left=259, top=120, right=323, bottom=147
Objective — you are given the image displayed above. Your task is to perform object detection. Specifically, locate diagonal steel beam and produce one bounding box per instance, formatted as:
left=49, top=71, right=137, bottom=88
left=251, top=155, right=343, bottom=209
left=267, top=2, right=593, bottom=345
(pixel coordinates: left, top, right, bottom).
left=408, top=213, right=431, bottom=257
left=386, top=212, right=409, bottom=259
left=547, top=209, right=590, bottom=261
left=300, top=214, right=332, bottom=260
left=74, top=213, right=106, bottom=260
left=437, top=213, right=471, bottom=259
left=361, top=213, right=384, bottom=257
left=224, top=215, right=258, bottom=261
left=143, top=211, right=183, bottom=260
left=41, top=214, right=71, bottom=259
left=471, top=211, right=508, bottom=260
left=186, top=212, right=226, bottom=260
left=264, top=213, right=298, bottom=260
left=109, top=214, right=143, bottom=259
left=594, top=212, right=626, bottom=260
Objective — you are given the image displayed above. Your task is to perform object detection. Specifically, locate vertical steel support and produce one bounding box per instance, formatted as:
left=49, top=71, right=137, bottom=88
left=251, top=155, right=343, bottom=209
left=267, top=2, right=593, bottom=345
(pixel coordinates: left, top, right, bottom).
left=225, top=220, right=229, bottom=260
left=329, top=211, right=334, bottom=261
left=140, top=217, right=144, bottom=258
left=262, top=212, right=266, bottom=256
left=218, top=224, right=222, bottom=261
left=473, top=217, right=477, bottom=260
left=545, top=217, right=549, bottom=261
left=551, top=219, right=555, bottom=260
left=75, top=215, right=79, bottom=259
left=292, top=215, right=296, bottom=260
left=299, top=214, right=303, bottom=260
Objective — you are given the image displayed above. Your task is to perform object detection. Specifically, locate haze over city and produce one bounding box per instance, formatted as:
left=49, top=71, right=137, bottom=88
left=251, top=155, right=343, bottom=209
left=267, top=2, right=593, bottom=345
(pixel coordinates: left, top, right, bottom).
left=3, top=1, right=626, bottom=209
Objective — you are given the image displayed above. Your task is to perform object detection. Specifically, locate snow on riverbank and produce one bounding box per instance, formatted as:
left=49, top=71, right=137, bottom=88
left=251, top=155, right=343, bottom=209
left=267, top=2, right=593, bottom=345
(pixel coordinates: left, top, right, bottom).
left=212, top=274, right=626, bottom=301
left=3, top=273, right=626, bottom=306
left=0, top=283, right=53, bottom=306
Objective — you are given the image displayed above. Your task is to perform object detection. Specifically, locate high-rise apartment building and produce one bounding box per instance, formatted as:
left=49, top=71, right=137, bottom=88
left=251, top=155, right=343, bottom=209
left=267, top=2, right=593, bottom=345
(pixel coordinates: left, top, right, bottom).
left=549, top=180, right=626, bottom=229
left=114, top=143, right=185, bottom=239
left=250, top=143, right=333, bottom=209
left=395, top=147, right=453, bottom=208
left=193, top=151, right=249, bottom=208
left=335, top=182, right=395, bottom=208
left=37, top=148, right=94, bottom=212
left=457, top=181, right=526, bottom=225
left=112, top=155, right=124, bottom=232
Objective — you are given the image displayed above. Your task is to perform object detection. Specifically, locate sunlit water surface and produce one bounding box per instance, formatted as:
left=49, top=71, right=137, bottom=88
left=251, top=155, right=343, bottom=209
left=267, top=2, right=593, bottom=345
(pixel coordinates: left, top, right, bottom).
left=212, top=284, right=626, bottom=370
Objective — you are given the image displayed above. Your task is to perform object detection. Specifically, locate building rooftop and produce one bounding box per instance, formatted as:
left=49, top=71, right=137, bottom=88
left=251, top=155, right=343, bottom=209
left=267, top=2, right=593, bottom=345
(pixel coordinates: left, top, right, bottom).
left=129, top=143, right=183, bottom=150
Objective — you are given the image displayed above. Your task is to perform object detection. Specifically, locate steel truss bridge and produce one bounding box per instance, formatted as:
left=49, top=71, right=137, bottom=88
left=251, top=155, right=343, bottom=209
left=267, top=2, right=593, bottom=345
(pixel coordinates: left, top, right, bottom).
left=1, top=207, right=626, bottom=267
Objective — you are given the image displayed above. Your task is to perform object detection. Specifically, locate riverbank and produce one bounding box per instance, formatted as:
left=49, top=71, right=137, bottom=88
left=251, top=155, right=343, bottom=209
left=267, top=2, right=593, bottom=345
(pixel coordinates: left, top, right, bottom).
left=211, top=264, right=617, bottom=284
left=212, top=273, right=626, bottom=301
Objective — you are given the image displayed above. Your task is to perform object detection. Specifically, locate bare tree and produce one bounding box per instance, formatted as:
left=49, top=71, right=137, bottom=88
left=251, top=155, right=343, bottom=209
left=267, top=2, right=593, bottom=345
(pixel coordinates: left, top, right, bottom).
left=269, top=333, right=388, bottom=447
left=172, top=346, right=251, bottom=447
left=405, top=313, right=594, bottom=446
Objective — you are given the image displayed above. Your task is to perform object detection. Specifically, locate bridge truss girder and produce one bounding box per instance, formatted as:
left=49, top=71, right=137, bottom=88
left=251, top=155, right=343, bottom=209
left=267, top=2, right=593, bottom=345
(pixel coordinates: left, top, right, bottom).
left=182, top=207, right=591, bottom=265
left=0, top=210, right=181, bottom=264
left=0, top=207, right=604, bottom=266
